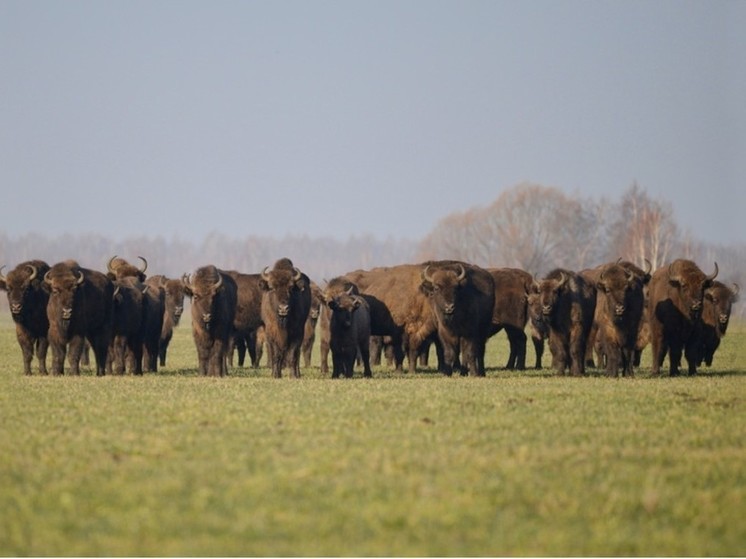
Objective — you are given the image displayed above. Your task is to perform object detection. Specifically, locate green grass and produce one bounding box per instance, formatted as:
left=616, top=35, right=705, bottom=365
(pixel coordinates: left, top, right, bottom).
left=1, top=319, right=745, bottom=556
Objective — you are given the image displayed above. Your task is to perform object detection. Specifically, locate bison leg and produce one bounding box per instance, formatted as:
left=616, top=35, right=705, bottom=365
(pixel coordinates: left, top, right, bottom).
left=67, top=336, right=86, bottom=375
left=16, top=327, right=35, bottom=376
left=158, top=332, right=172, bottom=367
left=667, top=344, right=683, bottom=377
left=505, top=326, right=527, bottom=370
left=320, top=337, right=331, bottom=374
left=36, top=337, right=49, bottom=375
left=532, top=335, right=544, bottom=369
left=359, top=344, right=372, bottom=379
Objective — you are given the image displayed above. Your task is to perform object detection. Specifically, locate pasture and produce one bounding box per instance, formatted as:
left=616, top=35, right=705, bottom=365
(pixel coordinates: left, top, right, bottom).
left=1, top=317, right=744, bottom=556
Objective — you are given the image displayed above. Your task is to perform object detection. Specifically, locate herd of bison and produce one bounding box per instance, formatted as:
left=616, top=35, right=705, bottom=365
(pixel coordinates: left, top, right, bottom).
left=0, top=255, right=739, bottom=379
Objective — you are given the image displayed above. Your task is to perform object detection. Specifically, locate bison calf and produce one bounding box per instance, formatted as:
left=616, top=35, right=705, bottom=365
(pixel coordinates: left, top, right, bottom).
left=325, top=286, right=372, bottom=378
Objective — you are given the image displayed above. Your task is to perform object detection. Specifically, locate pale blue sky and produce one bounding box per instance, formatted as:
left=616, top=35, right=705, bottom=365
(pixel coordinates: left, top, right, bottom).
left=1, top=0, right=744, bottom=244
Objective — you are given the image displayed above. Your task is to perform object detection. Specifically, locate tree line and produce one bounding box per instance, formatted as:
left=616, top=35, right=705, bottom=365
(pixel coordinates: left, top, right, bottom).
left=1, top=183, right=743, bottom=318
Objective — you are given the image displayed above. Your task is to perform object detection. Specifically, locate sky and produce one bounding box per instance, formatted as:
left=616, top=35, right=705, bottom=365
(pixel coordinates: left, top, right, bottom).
left=1, top=0, right=745, bottom=245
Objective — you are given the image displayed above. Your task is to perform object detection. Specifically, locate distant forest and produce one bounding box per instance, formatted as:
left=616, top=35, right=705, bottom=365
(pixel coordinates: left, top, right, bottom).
left=2, top=183, right=743, bottom=318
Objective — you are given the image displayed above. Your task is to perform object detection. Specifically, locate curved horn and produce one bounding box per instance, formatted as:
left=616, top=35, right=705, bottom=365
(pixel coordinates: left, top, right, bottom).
left=292, top=267, right=302, bottom=281
left=732, top=283, right=740, bottom=297
left=44, top=270, right=52, bottom=284
left=76, top=270, right=85, bottom=285
left=643, top=259, right=652, bottom=275
left=26, top=264, right=38, bottom=282
left=455, top=263, right=466, bottom=282
left=625, top=267, right=635, bottom=283
left=107, top=255, right=118, bottom=273
left=0, top=265, right=6, bottom=283
left=113, top=285, right=121, bottom=299
left=345, top=285, right=355, bottom=296
left=557, top=272, right=568, bottom=290
left=261, top=266, right=271, bottom=282
left=213, top=271, right=223, bottom=290
left=421, top=264, right=434, bottom=284
left=706, top=262, right=719, bottom=282
left=181, top=273, right=192, bottom=289
left=137, top=256, right=148, bottom=274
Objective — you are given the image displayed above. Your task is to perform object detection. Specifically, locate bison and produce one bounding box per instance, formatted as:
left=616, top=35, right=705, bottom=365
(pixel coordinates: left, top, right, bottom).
left=301, top=282, right=323, bottom=368
left=325, top=285, right=373, bottom=378
left=259, top=258, right=311, bottom=378
left=44, top=261, right=114, bottom=376
left=590, top=262, right=647, bottom=376
left=145, top=275, right=186, bottom=367
left=183, top=266, right=238, bottom=377
left=648, top=259, right=718, bottom=376
left=487, top=268, right=538, bottom=370
left=106, top=255, right=148, bottom=282
left=420, top=261, right=495, bottom=377
left=530, top=269, right=596, bottom=376
left=108, top=277, right=146, bottom=375
left=0, top=260, right=51, bottom=375
left=225, top=270, right=264, bottom=368
left=697, top=280, right=739, bottom=367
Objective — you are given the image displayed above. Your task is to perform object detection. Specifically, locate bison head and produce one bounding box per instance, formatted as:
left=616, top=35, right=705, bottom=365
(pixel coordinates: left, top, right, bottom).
left=107, top=255, right=148, bottom=282
left=420, top=263, right=466, bottom=323
left=704, top=281, right=739, bottom=335
left=44, top=263, right=85, bottom=326
left=598, top=264, right=644, bottom=324
left=163, top=278, right=186, bottom=326
left=326, top=288, right=362, bottom=329
left=668, top=260, right=718, bottom=317
left=183, top=266, right=223, bottom=330
left=0, top=263, right=42, bottom=319
left=260, top=264, right=305, bottom=324
left=532, top=271, right=569, bottom=318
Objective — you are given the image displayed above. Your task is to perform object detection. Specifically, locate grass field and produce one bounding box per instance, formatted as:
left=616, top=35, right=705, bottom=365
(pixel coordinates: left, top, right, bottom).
left=1, top=317, right=744, bottom=556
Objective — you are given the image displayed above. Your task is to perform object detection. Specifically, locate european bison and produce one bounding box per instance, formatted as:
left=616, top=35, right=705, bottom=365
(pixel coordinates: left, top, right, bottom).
left=487, top=268, right=537, bottom=370
left=590, top=262, right=647, bottom=376
left=648, top=259, right=718, bottom=376
left=697, top=280, right=739, bottom=367
left=145, top=275, right=186, bottom=367
left=259, top=258, right=311, bottom=378
left=183, top=265, right=238, bottom=377
left=530, top=269, right=596, bottom=376
left=420, top=261, right=495, bottom=377
left=225, top=270, right=264, bottom=368
left=108, top=277, right=146, bottom=375
left=0, top=260, right=51, bottom=375
left=301, top=282, right=323, bottom=368
left=44, top=261, right=114, bottom=376
left=325, top=285, right=372, bottom=378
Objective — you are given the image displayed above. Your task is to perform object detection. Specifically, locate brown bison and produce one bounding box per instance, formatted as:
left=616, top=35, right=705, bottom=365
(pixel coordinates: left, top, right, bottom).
left=145, top=275, right=186, bottom=367
left=420, top=261, right=495, bottom=376
left=108, top=277, right=146, bottom=375
left=325, top=285, right=373, bottom=378
left=697, top=281, right=739, bottom=367
left=259, top=258, right=311, bottom=378
left=648, top=259, right=718, bottom=376
left=44, top=261, right=115, bottom=376
left=525, top=290, right=548, bottom=369
left=225, top=270, right=264, bottom=368
left=589, top=262, right=647, bottom=376
left=342, top=265, right=433, bottom=373
left=0, top=260, right=51, bottom=375
left=183, top=266, right=238, bottom=377
left=487, top=268, right=538, bottom=370
left=106, top=256, right=163, bottom=372
left=301, top=282, right=323, bottom=368
left=530, top=269, right=597, bottom=376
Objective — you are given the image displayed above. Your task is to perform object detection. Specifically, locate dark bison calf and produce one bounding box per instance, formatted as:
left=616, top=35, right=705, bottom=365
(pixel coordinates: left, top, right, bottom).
left=325, top=284, right=372, bottom=378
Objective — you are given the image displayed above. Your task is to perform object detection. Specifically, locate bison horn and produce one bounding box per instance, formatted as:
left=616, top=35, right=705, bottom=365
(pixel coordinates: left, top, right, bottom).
left=107, top=255, right=118, bottom=273
left=557, top=272, right=568, bottom=290
left=113, top=286, right=120, bottom=299
left=292, top=267, right=302, bottom=282
left=643, top=259, right=652, bottom=275
left=261, top=267, right=271, bottom=282
left=44, top=270, right=52, bottom=284
left=0, top=265, right=6, bottom=283
left=421, top=264, right=434, bottom=284
left=455, top=263, right=466, bottom=282
left=76, top=270, right=85, bottom=285
left=345, top=285, right=355, bottom=296
left=732, top=283, right=740, bottom=297
left=706, top=262, right=719, bottom=282
left=181, top=273, right=192, bottom=289
left=26, top=264, right=38, bottom=282
left=138, top=256, right=148, bottom=274
left=213, top=272, right=223, bottom=291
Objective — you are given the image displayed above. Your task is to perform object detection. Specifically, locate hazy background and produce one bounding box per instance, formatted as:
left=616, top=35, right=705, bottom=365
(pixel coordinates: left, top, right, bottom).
left=1, top=0, right=745, bottom=245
